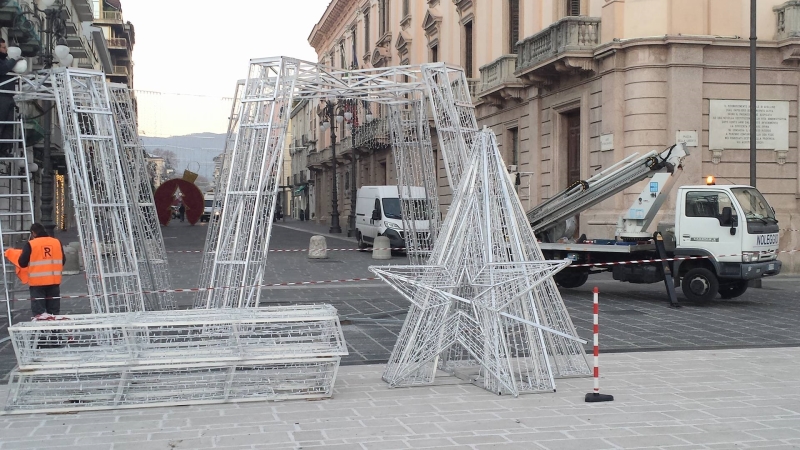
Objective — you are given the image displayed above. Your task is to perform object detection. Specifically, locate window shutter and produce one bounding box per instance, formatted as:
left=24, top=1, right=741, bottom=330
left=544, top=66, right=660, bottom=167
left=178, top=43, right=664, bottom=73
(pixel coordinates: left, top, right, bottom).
left=509, top=0, right=520, bottom=52
left=568, top=0, right=581, bottom=16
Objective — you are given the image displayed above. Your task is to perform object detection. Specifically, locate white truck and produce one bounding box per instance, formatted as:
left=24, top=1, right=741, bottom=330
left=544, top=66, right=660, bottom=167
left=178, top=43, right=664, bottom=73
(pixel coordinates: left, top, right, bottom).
left=355, top=185, right=431, bottom=251
left=527, top=143, right=781, bottom=303
left=200, top=193, right=219, bottom=223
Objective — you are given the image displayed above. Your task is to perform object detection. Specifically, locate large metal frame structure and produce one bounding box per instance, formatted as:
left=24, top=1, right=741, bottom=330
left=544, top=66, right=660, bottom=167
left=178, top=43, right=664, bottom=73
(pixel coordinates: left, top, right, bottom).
left=372, top=130, right=588, bottom=395
left=50, top=68, right=146, bottom=313
left=107, top=84, right=175, bottom=311
left=196, top=58, right=445, bottom=307
left=194, top=57, right=587, bottom=395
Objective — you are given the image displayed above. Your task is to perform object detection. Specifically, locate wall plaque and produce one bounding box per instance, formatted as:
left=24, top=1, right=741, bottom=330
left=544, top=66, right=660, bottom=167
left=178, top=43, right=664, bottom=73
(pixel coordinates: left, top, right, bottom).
left=709, top=100, right=789, bottom=150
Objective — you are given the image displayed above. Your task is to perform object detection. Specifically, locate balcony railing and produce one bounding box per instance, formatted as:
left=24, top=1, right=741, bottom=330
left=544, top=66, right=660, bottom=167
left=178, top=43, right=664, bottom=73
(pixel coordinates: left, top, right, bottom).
left=107, top=37, right=129, bottom=49
left=111, top=65, right=129, bottom=76
left=103, top=10, right=123, bottom=21
left=478, top=55, right=518, bottom=94
left=466, top=78, right=480, bottom=101
left=340, top=117, right=391, bottom=152
left=516, top=16, right=601, bottom=74
left=775, top=1, right=800, bottom=40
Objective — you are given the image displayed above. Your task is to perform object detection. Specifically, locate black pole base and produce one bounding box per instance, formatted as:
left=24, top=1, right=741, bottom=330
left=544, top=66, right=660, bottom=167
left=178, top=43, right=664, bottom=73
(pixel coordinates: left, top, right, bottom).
left=585, top=392, right=614, bottom=402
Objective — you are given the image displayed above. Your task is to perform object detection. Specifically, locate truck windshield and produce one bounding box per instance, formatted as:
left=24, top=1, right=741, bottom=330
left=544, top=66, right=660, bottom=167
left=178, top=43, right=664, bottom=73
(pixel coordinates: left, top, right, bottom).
left=204, top=200, right=213, bottom=207
left=731, top=187, right=776, bottom=222
left=381, top=198, right=431, bottom=220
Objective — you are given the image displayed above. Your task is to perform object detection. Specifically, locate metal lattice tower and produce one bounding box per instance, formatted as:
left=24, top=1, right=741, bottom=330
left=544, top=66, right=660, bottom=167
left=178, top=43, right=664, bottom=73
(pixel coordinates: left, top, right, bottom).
left=197, top=59, right=298, bottom=308
left=107, top=84, right=175, bottom=311
left=51, top=68, right=145, bottom=313
left=372, top=130, right=590, bottom=395
left=0, top=115, right=34, bottom=326
left=195, top=79, right=246, bottom=306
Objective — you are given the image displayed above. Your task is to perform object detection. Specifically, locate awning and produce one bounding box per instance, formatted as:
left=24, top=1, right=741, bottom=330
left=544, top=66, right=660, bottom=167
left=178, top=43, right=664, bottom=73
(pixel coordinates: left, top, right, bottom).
left=294, top=185, right=306, bottom=194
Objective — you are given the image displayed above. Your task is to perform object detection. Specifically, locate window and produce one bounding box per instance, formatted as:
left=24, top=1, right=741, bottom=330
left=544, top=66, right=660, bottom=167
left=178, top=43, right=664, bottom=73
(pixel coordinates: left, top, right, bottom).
left=364, top=10, right=370, bottom=53
left=685, top=192, right=734, bottom=218
left=509, top=0, right=520, bottom=53
left=403, top=0, right=409, bottom=17
left=379, top=0, right=390, bottom=36
left=430, top=44, right=438, bottom=62
left=509, top=127, right=519, bottom=166
left=340, top=42, right=346, bottom=68
left=567, top=0, right=580, bottom=16
left=351, top=28, right=357, bottom=68
left=464, top=21, right=473, bottom=78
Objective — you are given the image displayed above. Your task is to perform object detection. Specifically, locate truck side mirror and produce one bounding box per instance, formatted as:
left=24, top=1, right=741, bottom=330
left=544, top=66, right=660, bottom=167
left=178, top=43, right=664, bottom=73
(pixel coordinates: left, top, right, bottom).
left=719, top=207, right=733, bottom=227
left=371, top=210, right=381, bottom=221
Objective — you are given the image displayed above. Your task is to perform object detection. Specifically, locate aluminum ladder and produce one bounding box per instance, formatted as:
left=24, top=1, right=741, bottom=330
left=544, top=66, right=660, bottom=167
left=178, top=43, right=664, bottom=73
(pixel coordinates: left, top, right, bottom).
left=0, top=117, right=34, bottom=332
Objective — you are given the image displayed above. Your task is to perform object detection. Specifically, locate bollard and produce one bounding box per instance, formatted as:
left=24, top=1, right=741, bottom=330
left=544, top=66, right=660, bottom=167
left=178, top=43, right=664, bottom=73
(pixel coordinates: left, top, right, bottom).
left=62, top=246, right=80, bottom=275
left=585, top=287, right=614, bottom=403
left=68, top=242, right=83, bottom=271
left=308, top=235, right=328, bottom=259
left=372, top=236, right=392, bottom=260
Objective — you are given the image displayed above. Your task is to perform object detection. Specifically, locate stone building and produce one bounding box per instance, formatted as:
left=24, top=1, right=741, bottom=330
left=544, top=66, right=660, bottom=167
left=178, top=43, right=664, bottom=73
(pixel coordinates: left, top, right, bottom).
left=299, top=0, right=800, bottom=270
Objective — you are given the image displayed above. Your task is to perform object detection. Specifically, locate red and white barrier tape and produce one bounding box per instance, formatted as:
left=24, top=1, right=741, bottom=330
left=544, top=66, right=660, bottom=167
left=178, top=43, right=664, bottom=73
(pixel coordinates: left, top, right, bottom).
left=5, top=277, right=381, bottom=302
left=166, top=248, right=407, bottom=253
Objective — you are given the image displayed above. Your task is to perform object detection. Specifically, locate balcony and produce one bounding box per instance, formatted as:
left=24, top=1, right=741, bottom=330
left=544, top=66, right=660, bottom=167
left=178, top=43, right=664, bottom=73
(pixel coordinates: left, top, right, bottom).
left=466, top=78, right=480, bottom=103
left=107, top=37, right=130, bottom=51
left=775, top=1, right=800, bottom=40
left=478, top=54, right=526, bottom=108
left=307, top=147, right=333, bottom=169
left=515, top=16, right=601, bottom=86
left=340, top=117, right=392, bottom=154
left=110, top=65, right=129, bottom=77
left=102, top=10, right=123, bottom=22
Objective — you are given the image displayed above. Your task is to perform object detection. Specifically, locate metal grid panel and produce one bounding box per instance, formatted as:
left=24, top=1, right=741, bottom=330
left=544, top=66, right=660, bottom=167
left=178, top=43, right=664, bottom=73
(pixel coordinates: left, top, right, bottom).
left=8, top=305, right=347, bottom=370
left=4, top=358, right=341, bottom=414
left=197, top=59, right=298, bottom=309
left=387, top=98, right=441, bottom=265
left=196, top=79, right=246, bottom=303
left=51, top=68, right=145, bottom=313
left=107, top=84, right=175, bottom=311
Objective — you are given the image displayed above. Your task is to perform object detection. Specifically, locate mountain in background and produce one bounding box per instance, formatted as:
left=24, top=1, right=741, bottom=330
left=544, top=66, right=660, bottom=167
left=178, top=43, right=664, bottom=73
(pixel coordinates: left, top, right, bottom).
left=141, top=132, right=227, bottom=179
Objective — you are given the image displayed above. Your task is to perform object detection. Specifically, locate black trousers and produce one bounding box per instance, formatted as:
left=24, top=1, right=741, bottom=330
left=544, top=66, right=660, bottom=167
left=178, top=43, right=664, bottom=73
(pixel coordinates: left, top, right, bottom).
left=0, top=94, right=15, bottom=154
left=30, top=284, right=61, bottom=316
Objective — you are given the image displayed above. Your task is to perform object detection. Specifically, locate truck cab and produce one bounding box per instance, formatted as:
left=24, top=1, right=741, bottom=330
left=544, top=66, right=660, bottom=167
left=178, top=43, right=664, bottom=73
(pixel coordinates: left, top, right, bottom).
left=671, top=184, right=781, bottom=301
left=201, top=193, right=219, bottom=223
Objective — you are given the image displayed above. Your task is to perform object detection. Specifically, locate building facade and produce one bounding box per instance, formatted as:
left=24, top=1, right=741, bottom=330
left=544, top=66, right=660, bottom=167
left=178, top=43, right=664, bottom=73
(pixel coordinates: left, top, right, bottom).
left=300, top=0, right=800, bottom=270
left=91, top=0, right=134, bottom=88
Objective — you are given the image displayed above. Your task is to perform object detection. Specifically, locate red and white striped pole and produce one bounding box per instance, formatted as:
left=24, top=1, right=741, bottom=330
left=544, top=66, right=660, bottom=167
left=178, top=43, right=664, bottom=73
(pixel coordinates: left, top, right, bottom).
left=585, top=287, right=614, bottom=402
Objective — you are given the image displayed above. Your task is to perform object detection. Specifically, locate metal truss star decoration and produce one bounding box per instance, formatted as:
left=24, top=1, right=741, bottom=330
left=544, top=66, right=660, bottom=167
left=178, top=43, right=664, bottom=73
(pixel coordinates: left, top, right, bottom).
left=371, top=129, right=590, bottom=396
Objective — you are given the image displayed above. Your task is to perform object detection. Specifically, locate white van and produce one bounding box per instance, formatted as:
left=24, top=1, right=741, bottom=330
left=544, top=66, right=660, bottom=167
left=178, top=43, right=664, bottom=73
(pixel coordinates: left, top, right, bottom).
left=355, top=186, right=431, bottom=250
left=201, top=193, right=219, bottom=222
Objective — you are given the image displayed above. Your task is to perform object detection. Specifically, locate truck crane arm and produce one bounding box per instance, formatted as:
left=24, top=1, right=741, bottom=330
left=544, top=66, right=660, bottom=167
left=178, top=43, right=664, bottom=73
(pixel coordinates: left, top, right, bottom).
left=527, top=143, right=688, bottom=238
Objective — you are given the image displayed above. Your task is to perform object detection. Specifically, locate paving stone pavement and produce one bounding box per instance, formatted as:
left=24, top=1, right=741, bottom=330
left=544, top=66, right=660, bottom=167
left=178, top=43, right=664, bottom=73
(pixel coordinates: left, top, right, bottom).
left=0, top=347, right=799, bottom=449
left=3, top=219, right=800, bottom=381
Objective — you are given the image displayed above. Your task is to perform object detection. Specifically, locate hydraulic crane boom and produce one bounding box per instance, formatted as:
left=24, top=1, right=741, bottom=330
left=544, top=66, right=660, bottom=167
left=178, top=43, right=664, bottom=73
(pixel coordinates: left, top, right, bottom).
left=527, top=143, right=688, bottom=238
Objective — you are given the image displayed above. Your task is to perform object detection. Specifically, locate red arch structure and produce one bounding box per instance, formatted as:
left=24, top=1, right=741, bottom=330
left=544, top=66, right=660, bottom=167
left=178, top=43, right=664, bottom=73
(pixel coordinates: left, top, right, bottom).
left=153, top=179, right=204, bottom=225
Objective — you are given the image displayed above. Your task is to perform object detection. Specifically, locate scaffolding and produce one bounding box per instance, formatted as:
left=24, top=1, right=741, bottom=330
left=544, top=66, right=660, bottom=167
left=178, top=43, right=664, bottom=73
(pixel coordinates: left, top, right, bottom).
left=50, top=69, right=145, bottom=313
left=107, top=83, right=175, bottom=311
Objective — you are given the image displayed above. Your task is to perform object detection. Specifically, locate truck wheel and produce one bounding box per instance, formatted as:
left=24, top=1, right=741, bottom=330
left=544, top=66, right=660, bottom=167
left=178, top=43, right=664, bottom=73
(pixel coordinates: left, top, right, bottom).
left=681, top=267, right=719, bottom=303
left=357, top=232, right=367, bottom=251
left=719, top=280, right=748, bottom=299
left=554, top=270, right=589, bottom=289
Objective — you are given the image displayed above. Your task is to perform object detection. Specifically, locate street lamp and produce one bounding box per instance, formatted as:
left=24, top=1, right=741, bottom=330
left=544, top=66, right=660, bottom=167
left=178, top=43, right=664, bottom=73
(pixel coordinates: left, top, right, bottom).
left=319, top=97, right=343, bottom=234
left=30, top=0, right=73, bottom=237
left=346, top=100, right=367, bottom=238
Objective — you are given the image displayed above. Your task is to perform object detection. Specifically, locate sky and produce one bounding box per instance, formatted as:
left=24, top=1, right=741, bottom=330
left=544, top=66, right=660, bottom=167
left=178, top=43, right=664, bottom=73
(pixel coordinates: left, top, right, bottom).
left=122, top=0, right=331, bottom=138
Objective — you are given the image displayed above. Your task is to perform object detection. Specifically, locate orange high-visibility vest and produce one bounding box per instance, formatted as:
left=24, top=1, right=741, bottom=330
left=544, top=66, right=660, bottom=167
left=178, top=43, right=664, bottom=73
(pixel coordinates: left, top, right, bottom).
left=4, top=248, right=29, bottom=284
left=27, top=237, right=63, bottom=286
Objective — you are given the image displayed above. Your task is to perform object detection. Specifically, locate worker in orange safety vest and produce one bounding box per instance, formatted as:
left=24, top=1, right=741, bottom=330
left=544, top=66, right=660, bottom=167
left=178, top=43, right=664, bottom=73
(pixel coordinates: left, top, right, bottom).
left=18, top=223, right=65, bottom=316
